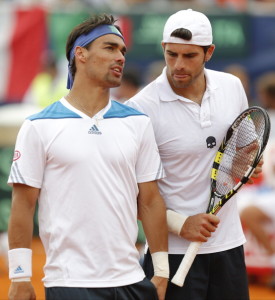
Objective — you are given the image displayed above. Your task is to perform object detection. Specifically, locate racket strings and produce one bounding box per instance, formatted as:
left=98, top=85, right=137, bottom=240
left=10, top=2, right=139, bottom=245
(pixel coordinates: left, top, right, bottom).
left=215, top=111, right=266, bottom=195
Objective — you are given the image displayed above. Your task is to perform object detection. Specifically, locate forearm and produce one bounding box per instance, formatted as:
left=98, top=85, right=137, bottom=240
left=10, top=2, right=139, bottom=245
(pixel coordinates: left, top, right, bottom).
left=8, top=184, right=39, bottom=249
left=139, top=197, right=168, bottom=253
left=138, top=181, right=169, bottom=284
left=139, top=198, right=169, bottom=280
left=8, top=206, right=35, bottom=250
left=8, top=185, right=39, bottom=284
left=8, top=199, right=35, bottom=280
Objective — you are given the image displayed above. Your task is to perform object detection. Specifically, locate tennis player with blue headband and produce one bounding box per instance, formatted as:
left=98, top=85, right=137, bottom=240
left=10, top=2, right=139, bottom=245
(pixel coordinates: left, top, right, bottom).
left=7, top=13, right=169, bottom=300
left=67, top=24, right=124, bottom=89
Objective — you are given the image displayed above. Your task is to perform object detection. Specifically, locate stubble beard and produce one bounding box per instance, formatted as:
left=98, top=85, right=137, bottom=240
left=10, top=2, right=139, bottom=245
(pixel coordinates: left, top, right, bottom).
left=171, top=63, right=205, bottom=89
left=104, top=73, right=122, bottom=88
left=171, top=76, right=193, bottom=89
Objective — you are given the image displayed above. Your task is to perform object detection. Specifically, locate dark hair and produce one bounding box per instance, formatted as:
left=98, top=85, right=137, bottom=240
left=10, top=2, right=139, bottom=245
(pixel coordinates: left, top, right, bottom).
left=170, top=28, right=211, bottom=54
left=66, top=14, right=123, bottom=81
left=171, top=28, right=192, bottom=41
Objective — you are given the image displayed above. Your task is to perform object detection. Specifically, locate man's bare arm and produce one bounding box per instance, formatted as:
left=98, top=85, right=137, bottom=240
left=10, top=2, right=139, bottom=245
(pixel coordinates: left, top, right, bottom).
left=137, top=180, right=168, bottom=300
left=8, top=183, right=39, bottom=300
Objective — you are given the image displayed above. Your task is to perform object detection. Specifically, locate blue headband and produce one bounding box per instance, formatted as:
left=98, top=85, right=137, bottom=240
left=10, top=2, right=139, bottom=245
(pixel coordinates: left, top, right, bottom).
left=67, top=24, right=124, bottom=89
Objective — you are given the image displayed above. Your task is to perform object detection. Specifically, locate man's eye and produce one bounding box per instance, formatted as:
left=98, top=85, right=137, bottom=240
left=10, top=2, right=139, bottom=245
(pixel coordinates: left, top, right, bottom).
left=168, top=52, right=177, bottom=57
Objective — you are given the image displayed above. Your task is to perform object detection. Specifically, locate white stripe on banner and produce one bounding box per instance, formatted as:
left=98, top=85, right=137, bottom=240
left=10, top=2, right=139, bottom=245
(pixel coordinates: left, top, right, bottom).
left=0, top=4, right=16, bottom=102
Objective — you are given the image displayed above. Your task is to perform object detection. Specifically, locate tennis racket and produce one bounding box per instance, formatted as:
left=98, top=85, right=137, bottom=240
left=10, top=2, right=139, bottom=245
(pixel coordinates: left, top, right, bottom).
left=171, top=106, right=271, bottom=287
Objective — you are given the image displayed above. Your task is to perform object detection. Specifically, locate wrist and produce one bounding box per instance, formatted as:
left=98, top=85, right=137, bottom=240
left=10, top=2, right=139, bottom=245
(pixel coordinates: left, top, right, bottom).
left=151, top=251, right=169, bottom=278
left=166, top=210, right=188, bottom=236
left=8, top=248, right=32, bottom=280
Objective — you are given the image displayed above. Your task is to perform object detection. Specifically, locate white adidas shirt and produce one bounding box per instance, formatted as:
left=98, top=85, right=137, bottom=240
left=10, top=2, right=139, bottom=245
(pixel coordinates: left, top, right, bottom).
left=127, top=67, right=248, bottom=254
left=8, top=98, right=164, bottom=287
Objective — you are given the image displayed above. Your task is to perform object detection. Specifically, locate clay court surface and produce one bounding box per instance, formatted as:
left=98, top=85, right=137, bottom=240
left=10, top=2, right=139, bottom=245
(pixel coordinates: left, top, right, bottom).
left=1, top=238, right=275, bottom=300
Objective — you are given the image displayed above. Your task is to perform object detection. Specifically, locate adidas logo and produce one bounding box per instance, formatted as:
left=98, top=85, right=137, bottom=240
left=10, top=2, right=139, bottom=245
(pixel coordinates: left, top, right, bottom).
left=88, top=125, right=102, bottom=135
left=14, top=265, right=24, bottom=274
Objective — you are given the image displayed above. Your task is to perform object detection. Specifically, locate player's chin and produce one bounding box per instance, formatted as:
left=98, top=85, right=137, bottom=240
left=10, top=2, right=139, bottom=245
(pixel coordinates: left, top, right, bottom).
left=172, top=79, right=191, bottom=89
left=108, top=79, right=122, bottom=88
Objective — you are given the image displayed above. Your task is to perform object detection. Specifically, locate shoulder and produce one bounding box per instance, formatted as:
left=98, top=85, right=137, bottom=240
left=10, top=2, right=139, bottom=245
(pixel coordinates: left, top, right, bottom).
left=103, top=100, right=146, bottom=119
left=28, top=100, right=81, bottom=121
left=126, top=80, right=160, bottom=113
left=206, top=69, right=243, bottom=86
left=105, top=101, right=154, bottom=137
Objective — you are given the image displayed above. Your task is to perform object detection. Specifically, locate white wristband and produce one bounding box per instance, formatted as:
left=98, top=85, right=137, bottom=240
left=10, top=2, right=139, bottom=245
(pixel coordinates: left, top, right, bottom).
left=166, top=210, right=188, bottom=236
left=11, top=277, right=31, bottom=282
left=151, top=251, right=169, bottom=278
left=8, top=248, right=32, bottom=279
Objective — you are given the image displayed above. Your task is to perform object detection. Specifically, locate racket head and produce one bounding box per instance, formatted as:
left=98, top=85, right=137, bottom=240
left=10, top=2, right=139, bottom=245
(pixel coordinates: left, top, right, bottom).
left=208, top=106, right=270, bottom=213
left=171, top=107, right=270, bottom=287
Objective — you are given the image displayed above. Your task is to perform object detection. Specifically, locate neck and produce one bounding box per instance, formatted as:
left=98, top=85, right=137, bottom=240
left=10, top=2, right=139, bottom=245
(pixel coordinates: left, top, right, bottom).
left=66, top=87, right=110, bottom=118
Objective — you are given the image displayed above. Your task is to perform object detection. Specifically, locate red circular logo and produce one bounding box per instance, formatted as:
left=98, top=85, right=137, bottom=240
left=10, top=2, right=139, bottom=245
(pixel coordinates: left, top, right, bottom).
left=13, top=150, right=21, bottom=161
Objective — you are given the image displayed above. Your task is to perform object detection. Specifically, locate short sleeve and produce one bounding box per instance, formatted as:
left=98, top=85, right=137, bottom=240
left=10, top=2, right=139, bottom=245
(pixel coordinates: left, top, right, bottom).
left=8, top=120, right=46, bottom=188
left=135, top=118, right=165, bottom=183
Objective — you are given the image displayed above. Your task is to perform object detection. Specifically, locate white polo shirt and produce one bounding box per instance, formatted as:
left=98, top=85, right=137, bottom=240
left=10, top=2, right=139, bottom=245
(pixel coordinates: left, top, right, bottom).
left=8, top=98, right=164, bottom=287
left=127, top=67, right=248, bottom=254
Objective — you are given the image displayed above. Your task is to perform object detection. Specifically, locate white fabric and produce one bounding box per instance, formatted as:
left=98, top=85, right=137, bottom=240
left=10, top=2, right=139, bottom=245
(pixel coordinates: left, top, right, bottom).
left=127, top=67, right=248, bottom=254
left=8, top=98, right=164, bottom=288
left=8, top=248, right=32, bottom=279
left=11, top=278, right=31, bottom=282
left=166, top=210, right=188, bottom=236
left=162, top=9, right=213, bottom=45
left=151, top=251, right=169, bottom=278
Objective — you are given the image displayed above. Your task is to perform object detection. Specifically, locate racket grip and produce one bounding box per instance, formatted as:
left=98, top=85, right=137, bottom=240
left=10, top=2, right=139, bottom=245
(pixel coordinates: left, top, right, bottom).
left=171, top=241, right=202, bottom=287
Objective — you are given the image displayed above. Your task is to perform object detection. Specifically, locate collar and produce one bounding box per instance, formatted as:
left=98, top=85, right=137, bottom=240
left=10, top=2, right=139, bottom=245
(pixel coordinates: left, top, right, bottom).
left=61, top=97, right=112, bottom=120
left=156, top=67, right=218, bottom=103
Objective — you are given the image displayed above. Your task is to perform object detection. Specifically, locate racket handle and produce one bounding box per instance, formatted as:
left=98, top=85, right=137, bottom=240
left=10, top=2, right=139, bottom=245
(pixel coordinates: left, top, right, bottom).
left=171, top=241, right=202, bottom=287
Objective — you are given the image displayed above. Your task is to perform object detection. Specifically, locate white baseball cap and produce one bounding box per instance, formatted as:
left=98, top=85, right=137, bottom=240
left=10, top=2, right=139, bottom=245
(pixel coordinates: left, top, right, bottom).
left=162, top=9, right=213, bottom=46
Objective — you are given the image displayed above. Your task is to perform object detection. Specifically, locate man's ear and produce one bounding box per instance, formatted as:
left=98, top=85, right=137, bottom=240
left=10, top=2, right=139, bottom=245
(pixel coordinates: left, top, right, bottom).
left=161, top=42, right=165, bottom=53
left=205, top=44, right=215, bottom=62
left=75, top=46, right=87, bottom=63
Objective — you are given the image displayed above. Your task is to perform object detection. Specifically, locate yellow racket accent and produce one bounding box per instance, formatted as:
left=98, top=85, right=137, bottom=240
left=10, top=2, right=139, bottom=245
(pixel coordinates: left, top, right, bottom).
left=225, top=190, right=234, bottom=199
left=211, top=168, right=218, bottom=180
left=214, top=151, right=223, bottom=163
left=210, top=200, right=223, bottom=214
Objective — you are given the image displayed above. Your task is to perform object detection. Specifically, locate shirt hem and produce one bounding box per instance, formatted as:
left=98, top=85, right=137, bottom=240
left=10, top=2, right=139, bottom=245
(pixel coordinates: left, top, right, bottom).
left=168, top=237, right=246, bottom=255
left=43, top=274, right=146, bottom=288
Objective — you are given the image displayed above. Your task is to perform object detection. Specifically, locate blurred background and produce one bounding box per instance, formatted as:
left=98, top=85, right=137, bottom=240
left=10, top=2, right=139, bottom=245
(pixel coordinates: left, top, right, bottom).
left=0, top=0, right=275, bottom=299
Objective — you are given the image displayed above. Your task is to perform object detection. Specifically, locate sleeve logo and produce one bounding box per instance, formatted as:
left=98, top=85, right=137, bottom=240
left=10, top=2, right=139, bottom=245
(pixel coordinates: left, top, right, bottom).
left=13, top=150, right=21, bottom=161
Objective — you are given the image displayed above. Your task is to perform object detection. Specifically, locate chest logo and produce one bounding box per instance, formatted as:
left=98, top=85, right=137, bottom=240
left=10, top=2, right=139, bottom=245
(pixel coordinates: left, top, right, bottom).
left=88, top=125, right=102, bottom=135
left=206, top=136, right=216, bottom=149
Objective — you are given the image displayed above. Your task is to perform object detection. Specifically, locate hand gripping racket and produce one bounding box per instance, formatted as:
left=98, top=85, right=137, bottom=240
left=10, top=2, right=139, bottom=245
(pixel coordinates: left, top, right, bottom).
left=171, top=106, right=271, bottom=287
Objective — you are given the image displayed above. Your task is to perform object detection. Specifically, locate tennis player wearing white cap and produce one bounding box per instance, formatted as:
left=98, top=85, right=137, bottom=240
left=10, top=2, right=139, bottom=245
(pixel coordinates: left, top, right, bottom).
left=127, top=9, right=262, bottom=300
